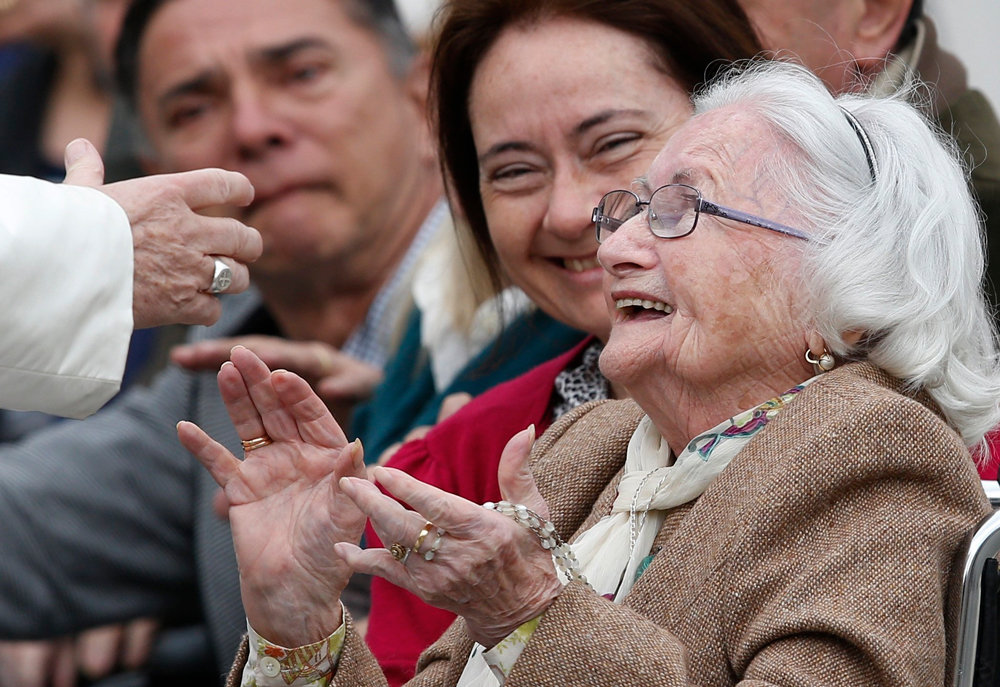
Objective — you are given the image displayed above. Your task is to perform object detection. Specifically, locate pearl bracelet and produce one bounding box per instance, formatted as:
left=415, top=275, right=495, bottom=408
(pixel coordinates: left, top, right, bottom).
left=484, top=500, right=592, bottom=591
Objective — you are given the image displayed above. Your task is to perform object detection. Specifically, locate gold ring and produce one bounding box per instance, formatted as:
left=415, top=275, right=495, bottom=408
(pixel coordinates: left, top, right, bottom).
left=389, top=542, right=409, bottom=563
left=412, top=522, right=433, bottom=556
left=241, top=436, right=273, bottom=451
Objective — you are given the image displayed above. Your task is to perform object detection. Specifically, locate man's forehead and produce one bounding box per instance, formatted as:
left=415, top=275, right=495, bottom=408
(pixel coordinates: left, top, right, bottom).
left=141, top=0, right=360, bottom=70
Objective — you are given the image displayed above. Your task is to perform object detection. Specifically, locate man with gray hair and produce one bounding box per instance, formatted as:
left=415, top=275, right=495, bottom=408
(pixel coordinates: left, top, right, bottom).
left=0, top=0, right=446, bottom=683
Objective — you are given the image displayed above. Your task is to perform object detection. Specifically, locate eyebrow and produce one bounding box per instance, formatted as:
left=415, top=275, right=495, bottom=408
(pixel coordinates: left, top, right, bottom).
left=573, top=108, right=647, bottom=137
left=254, top=37, right=332, bottom=64
left=479, top=108, right=650, bottom=165
left=671, top=168, right=696, bottom=184
left=157, top=37, right=333, bottom=109
left=159, top=71, right=221, bottom=110
left=478, top=141, right=537, bottom=165
left=631, top=168, right=698, bottom=196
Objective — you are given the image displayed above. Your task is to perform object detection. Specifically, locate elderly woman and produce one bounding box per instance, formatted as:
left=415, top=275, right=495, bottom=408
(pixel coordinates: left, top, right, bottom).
left=180, top=61, right=998, bottom=686
left=364, top=1, right=760, bottom=679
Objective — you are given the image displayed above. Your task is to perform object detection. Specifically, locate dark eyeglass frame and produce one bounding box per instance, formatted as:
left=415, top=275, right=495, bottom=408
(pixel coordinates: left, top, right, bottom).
left=592, top=183, right=812, bottom=243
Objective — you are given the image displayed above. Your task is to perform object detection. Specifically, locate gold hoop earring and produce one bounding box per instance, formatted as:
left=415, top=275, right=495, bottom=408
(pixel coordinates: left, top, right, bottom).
left=805, top=349, right=835, bottom=372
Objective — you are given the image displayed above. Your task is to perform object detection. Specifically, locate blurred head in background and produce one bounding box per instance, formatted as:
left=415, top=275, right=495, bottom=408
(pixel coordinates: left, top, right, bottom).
left=115, top=0, right=441, bottom=292
left=0, top=0, right=130, bottom=74
left=738, top=0, right=921, bottom=91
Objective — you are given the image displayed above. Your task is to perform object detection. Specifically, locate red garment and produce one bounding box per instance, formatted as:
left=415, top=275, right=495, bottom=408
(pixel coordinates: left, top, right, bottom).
left=364, top=339, right=593, bottom=686
left=982, top=428, right=1000, bottom=480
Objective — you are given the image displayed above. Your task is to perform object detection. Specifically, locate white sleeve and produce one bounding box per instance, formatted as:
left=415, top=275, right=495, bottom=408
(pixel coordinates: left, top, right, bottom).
left=0, top=174, right=134, bottom=419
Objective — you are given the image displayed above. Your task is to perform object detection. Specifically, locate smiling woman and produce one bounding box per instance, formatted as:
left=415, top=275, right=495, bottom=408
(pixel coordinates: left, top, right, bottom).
left=358, top=0, right=764, bottom=681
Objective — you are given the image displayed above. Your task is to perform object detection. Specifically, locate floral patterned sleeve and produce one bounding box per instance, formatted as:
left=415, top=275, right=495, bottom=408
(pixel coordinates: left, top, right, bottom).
left=477, top=616, right=542, bottom=684
left=241, top=610, right=346, bottom=687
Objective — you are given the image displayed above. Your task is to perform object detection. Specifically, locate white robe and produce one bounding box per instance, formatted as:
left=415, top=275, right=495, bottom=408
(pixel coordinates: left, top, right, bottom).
left=0, top=174, right=133, bottom=419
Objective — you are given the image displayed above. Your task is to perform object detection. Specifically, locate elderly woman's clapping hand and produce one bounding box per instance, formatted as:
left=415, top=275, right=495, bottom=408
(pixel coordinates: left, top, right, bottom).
left=336, top=454, right=563, bottom=648
left=180, top=347, right=563, bottom=650
left=177, top=347, right=367, bottom=648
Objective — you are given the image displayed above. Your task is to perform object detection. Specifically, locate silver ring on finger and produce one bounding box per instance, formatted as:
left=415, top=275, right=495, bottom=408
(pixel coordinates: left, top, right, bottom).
left=206, top=258, right=233, bottom=294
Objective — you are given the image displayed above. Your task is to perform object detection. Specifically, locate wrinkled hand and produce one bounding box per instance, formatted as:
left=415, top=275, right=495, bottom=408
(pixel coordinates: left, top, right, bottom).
left=0, top=619, right=158, bottom=687
left=63, top=139, right=262, bottom=329
left=337, top=426, right=562, bottom=648
left=171, top=336, right=383, bottom=403
left=177, top=347, right=366, bottom=647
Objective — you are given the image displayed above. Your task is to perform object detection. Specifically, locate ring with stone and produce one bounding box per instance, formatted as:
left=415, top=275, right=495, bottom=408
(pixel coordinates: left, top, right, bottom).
left=389, top=542, right=410, bottom=564
left=207, top=258, right=233, bottom=294
left=423, top=528, right=445, bottom=561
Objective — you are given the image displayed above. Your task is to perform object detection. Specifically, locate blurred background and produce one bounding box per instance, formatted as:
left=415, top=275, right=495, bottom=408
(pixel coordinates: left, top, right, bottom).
left=396, top=0, right=1000, bottom=110
left=927, top=0, right=999, bottom=111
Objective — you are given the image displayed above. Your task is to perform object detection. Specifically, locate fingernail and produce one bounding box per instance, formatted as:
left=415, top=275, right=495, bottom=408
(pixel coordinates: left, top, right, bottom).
left=65, top=138, right=88, bottom=166
left=351, top=439, right=364, bottom=468
left=527, top=424, right=536, bottom=445
left=220, top=361, right=234, bottom=371
left=230, top=345, right=246, bottom=354
left=339, top=476, right=355, bottom=494
left=371, top=466, right=392, bottom=487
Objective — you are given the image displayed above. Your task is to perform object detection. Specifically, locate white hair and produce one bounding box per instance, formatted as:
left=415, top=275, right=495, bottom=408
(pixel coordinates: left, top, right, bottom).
left=693, top=60, right=1000, bottom=452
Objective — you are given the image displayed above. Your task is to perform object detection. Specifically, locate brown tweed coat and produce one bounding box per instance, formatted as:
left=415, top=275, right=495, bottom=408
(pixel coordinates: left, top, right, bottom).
left=228, top=362, right=991, bottom=686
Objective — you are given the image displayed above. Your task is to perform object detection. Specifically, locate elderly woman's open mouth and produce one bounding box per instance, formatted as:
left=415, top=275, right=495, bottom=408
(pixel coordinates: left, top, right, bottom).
left=614, top=293, right=674, bottom=321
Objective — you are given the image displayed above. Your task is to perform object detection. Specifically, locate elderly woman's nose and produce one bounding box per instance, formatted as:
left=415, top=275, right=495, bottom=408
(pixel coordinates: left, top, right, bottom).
left=597, top=215, right=655, bottom=273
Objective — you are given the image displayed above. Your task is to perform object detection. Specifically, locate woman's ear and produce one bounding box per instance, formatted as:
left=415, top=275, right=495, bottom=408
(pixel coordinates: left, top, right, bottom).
left=807, top=329, right=865, bottom=356
left=807, top=330, right=828, bottom=357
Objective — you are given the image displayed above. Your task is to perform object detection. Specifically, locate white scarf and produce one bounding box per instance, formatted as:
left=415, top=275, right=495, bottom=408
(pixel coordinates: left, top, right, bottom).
left=458, top=378, right=816, bottom=686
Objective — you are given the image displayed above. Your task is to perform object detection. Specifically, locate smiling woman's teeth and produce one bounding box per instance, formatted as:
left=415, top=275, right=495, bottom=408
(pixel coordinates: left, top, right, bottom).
left=615, top=297, right=673, bottom=313
left=564, top=256, right=600, bottom=272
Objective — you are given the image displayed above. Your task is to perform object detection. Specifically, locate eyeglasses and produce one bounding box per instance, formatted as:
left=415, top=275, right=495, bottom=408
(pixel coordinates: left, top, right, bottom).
left=592, top=183, right=811, bottom=244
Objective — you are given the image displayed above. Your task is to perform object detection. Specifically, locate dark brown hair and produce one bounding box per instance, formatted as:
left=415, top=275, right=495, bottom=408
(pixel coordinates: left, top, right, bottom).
left=431, top=0, right=764, bottom=292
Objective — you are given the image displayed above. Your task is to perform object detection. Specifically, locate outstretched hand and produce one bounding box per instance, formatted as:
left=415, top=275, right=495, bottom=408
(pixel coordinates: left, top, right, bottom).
left=64, top=139, right=261, bottom=329
left=177, top=347, right=365, bottom=647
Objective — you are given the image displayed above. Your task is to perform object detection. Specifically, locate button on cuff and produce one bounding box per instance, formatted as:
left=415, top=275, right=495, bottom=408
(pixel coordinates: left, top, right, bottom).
left=260, top=655, right=281, bottom=678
